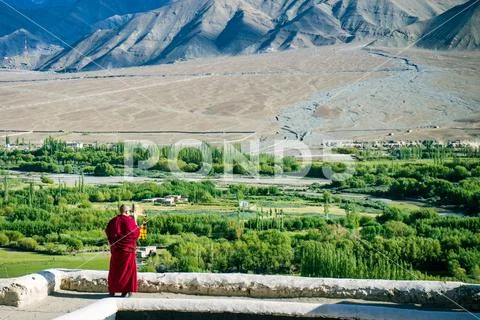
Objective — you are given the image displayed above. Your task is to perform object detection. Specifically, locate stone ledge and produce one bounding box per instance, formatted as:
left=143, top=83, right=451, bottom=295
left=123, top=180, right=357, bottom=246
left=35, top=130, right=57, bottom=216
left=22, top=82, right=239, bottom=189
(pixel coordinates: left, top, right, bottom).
left=0, top=269, right=62, bottom=307
left=52, top=297, right=480, bottom=320
left=1, top=269, right=480, bottom=311
left=60, top=270, right=480, bottom=310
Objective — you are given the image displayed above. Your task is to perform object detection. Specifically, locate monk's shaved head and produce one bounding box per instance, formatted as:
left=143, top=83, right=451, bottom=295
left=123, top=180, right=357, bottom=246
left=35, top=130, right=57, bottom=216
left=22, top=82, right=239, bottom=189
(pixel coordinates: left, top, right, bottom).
left=119, top=204, right=130, bottom=214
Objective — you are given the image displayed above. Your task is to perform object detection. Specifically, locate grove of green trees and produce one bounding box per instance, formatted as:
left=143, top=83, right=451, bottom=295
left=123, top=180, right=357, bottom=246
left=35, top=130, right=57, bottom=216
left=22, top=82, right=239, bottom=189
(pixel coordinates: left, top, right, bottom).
left=0, top=178, right=478, bottom=283
left=0, top=137, right=300, bottom=177
left=3, top=138, right=479, bottom=216
left=323, top=159, right=480, bottom=215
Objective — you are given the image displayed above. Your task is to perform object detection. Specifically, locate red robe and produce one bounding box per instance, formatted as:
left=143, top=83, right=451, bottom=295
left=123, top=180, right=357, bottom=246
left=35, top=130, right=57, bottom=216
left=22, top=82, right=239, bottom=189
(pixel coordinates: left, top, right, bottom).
left=105, top=214, right=140, bottom=293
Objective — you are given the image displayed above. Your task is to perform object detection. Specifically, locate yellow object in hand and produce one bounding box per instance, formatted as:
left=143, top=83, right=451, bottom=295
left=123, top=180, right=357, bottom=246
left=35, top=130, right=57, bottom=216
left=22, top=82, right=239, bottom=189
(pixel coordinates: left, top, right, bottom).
left=139, top=225, right=147, bottom=240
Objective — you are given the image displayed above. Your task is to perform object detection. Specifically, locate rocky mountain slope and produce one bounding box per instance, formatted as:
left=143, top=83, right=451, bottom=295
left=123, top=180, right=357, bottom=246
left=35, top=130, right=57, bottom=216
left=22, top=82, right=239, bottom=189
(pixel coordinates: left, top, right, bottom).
left=0, top=0, right=170, bottom=43
left=0, top=0, right=474, bottom=71
left=0, top=0, right=170, bottom=68
left=328, top=0, right=465, bottom=38
left=0, top=28, right=62, bottom=69
left=385, top=0, right=480, bottom=49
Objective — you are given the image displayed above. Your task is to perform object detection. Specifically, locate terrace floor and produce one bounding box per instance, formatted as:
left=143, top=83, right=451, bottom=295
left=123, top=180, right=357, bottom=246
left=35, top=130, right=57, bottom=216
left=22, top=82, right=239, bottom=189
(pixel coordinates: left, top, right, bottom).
left=0, top=290, right=476, bottom=320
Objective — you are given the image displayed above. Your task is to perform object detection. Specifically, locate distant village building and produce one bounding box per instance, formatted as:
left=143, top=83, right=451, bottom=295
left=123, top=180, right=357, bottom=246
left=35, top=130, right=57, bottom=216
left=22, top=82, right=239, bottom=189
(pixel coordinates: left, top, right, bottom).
left=447, top=140, right=462, bottom=148
left=67, top=142, right=84, bottom=149
left=141, top=195, right=188, bottom=206
left=159, top=196, right=176, bottom=206
left=239, top=200, right=249, bottom=210
left=171, top=195, right=181, bottom=202
left=141, top=198, right=163, bottom=204
left=136, top=246, right=157, bottom=259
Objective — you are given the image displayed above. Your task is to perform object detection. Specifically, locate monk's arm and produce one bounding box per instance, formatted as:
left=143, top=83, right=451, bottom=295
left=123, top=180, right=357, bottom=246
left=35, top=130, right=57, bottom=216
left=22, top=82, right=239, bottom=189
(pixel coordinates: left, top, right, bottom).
left=126, top=216, right=141, bottom=241
left=105, top=220, right=114, bottom=245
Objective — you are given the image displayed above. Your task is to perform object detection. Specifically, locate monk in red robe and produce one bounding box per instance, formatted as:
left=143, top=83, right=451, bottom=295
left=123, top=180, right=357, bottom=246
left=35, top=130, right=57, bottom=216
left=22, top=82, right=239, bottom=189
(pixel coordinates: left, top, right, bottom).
left=105, top=204, right=141, bottom=297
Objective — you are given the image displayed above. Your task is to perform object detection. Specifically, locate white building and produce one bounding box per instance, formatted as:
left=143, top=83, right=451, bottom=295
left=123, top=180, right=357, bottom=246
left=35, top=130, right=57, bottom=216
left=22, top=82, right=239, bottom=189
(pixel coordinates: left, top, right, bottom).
left=137, top=246, right=157, bottom=259
left=67, top=142, right=84, bottom=149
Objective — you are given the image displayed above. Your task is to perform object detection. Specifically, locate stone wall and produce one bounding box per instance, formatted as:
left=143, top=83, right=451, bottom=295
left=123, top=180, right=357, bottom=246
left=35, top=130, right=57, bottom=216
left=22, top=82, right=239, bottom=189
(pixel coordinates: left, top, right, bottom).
left=60, top=270, right=480, bottom=310
left=1, top=269, right=479, bottom=310
left=0, top=269, right=62, bottom=307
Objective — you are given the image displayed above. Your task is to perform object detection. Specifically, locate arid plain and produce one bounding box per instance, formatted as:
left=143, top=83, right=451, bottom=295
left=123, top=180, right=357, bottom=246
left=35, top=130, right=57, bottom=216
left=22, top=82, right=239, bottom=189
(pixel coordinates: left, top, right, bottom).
left=1, top=44, right=479, bottom=146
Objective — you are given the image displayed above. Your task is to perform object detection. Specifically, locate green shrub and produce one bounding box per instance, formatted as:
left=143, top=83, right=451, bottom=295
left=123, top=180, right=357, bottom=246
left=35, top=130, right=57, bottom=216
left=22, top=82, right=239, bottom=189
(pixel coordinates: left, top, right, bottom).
left=44, top=242, right=68, bottom=255
left=83, top=166, right=95, bottom=174
left=63, top=164, right=74, bottom=174
left=384, top=220, right=415, bottom=238
left=17, top=237, right=38, bottom=250
left=61, top=237, right=83, bottom=250
left=0, top=233, right=9, bottom=246
left=45, top=233, right=59, bottom=242
left=32, top=235, right=45, bottom=245
left=5, top=230, right=24, bottom=242
left=40, top=175, right=54, bottom=184
left=94, top=163, right=116, bottom=176
left=78, top=200, right=92, bottom=209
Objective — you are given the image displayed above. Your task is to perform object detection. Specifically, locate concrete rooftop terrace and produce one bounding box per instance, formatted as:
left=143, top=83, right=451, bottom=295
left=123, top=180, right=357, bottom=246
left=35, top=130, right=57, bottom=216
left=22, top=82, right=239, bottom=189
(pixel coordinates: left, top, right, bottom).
left=0, top=269, right=479, bottom=320
left=3, top=292, right=480, bottom=320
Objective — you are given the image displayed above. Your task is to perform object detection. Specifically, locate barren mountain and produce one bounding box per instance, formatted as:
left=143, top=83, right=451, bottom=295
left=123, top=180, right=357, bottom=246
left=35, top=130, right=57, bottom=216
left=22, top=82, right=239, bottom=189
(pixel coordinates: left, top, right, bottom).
left=385, top=0, right=480, bottom=49
left=38, top=0, right=469, bottom=71
left=0, top=0, right=474, bottom=71
left=0, top=0, right=170, bottom=42
left=0, top=29, right=62, bottom=69
left=0, top=0, right=169, bottom=68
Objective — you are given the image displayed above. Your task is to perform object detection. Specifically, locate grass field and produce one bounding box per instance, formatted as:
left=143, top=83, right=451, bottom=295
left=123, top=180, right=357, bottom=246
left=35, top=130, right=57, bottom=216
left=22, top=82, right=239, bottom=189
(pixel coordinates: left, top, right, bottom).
left=389, top=201, right=424, bottom=212
left=0, top=248, right=109, bottom=278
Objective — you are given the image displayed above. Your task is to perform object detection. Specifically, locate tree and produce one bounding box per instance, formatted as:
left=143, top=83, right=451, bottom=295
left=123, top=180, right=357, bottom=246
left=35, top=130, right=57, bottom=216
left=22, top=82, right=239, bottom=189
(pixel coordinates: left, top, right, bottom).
left=63, top=164, right=74, bottom=174
left=90, top=191, right=106, bottom=202
left=471, top=265, right=480, bottom=280
left=173, top=240, right=206, bottom=272
left=6, top=231, right=24, bottom=242
left=28, top=182, right=34, bottom=207
left=390, top=178, right=419, bottom=198
left=17, top=237, right=38, bottom=250
left=377, top=207, right=407, bottom=224
left=448, top=260, right=467, bottom=280
left=40, top=176, right=54, bottom=184
left=344, top=211, right=360, bottom=229
left=63, top=237, right=83, bottom=251
left=323, top=191, right=332, bottom=218
left=282, top=156, right=299, bottom=172
left=448, top=165, right=470, bottom=182
left=94, top=163, right=115, bottom=176
left=3, top=176, right=8, bottom=203
left=384, top=221, right=415, bottom=238
left=0, top=233, right=9, bottom=246
left=408, top=209, right=438, bottom=223
left=257, top=230, right=293, bottom=273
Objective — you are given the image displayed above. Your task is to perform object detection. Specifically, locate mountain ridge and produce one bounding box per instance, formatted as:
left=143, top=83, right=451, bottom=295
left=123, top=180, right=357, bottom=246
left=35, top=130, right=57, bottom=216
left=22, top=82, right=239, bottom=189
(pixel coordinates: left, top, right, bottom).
left=383, top=0, right=480, bottom=49
left=0, top=0, right=475, bottom=71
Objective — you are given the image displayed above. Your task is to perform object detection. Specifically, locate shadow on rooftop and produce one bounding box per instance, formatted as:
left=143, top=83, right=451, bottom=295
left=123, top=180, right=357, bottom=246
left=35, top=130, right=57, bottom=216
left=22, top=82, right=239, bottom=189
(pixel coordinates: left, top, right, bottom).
left=332, top=300, right=466, bottom=312
left=50, top=291, right=109, bottom=300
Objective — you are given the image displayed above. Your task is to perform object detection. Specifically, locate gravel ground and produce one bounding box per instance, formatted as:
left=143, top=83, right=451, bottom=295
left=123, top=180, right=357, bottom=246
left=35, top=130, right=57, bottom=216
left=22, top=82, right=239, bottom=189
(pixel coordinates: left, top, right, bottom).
left=275, top=47, right=480, bottom=145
